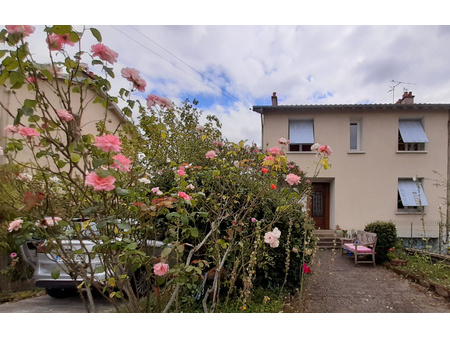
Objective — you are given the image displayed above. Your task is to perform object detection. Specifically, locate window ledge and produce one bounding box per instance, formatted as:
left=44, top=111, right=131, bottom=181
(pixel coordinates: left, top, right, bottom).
left=395, top=211, right=427, bottom=215
left=396, top=151, right=428, bottom=154
left=347, top=150, right=365, bottom=154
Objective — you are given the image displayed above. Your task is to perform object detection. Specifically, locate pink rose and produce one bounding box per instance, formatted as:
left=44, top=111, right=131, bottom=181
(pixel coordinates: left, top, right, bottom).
left=8, top=219, right=23, bottom=232
left=264, top=155, right=275, bottom=162
left=285, top=173, right=301, bottom=186
left=43, top=216, right=62, bottom=226
left=177, top=167, right=186, bottom=176
left=121, top=67, right=146, bottom=92
left=6, top=25, right=35, bottom=37
left=10, top=252, right=18, bottom=259
left=85, top=172, right=116, bottom=191
left=186, top=184, right=195, bottom=190
left=212, top=141, right=224, bottom=148
left=4, top=125, right=19, bottom=133
left=271, top=227, right=281, bottom=238
left=267, top=146, right=282, bottom=156
left=264, top=231, right=280, bottom=248
left=318, top=145, right=332, bottom=156
left=153, top=262, right=169, bottom=276
left=278, top=137, right=290, bottom=145
left=91, top=43, right=119, bottom=64
left=46, top=34, right=64, bottom=51
left=311, top=143, right=321, bottom=152
left=56, top=109, right=74, bottom=122
left=146, top=94, right=174, bottom=109
left=58, top=34, right=75, bottom=47
left=110, top=154, right=132, bottom=172
left=177, top=191, right=192, bottom=201
left=94, top=133, right=122, bottom=153
left=151, top=187, right=163, bottom=195
left=19, top=127, right=40, bottom=138
left=205, top=150, right=216, bottom=159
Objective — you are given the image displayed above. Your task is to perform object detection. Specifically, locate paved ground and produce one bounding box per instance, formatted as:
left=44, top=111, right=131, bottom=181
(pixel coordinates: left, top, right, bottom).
left=302, top=249, right=450, bottom=313
left=0, top=292, right=114, bottom=313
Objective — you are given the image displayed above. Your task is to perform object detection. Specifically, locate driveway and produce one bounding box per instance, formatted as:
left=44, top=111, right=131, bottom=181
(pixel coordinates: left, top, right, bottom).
left=302, top=249, right=450, bottom=313
left=0, top=292, right=114, bottom=313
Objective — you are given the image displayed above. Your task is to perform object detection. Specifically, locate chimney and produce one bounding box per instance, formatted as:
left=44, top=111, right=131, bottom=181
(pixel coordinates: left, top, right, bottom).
left=397, top=91, right=415, bottom=104
left=271, top=92, right=278, bottom=106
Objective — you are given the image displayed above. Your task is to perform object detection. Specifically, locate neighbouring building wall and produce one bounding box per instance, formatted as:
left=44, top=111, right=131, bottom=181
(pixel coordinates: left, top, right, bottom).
left=261, top=106, right=449, bottom=233
left=0, top=81, right=126, bottom=166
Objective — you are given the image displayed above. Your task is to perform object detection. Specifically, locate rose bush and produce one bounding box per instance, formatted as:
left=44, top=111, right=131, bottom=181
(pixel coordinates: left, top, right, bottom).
left=0, top=25, right=331, bottom=312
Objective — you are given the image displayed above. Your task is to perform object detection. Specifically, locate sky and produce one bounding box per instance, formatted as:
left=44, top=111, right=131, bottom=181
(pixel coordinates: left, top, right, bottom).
left=3, top=2, right=450, bottom=150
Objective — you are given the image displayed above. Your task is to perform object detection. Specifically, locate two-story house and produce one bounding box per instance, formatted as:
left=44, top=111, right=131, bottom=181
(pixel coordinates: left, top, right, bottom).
left=253, top=92, right=450, bottom=244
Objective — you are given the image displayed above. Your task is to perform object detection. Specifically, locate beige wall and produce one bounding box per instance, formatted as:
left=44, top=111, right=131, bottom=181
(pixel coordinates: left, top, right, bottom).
left=0, top=80, right=126, bottom=166
left=262, top=106, right=449, bottom=232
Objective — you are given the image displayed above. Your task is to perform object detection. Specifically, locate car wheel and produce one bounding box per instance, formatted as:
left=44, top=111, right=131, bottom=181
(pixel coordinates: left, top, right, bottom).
left=131, top=268, right=151, bottom=296
left=45, top=288, right=77, bottom=298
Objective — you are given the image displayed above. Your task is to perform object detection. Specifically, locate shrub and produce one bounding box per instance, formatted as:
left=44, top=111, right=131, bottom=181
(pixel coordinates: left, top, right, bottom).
left=364, top=221, right=397, bottom=264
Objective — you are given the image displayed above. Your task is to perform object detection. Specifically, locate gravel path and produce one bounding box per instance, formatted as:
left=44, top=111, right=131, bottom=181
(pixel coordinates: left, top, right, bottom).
left=302, top=249, right=450, bottom=313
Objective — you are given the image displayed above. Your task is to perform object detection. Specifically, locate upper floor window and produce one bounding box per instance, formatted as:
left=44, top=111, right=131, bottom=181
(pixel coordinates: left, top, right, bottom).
left=288, top=120, right=314, bottom=152
left=397, top=178, right=428, bottom=211
left=398, top=119, right=428, bottom=151
left=349, top=121, right=362, bottom=151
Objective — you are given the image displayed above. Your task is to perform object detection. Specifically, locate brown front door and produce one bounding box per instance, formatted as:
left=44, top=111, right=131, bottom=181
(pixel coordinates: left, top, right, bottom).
left=311, top=183, right=330, bottom=229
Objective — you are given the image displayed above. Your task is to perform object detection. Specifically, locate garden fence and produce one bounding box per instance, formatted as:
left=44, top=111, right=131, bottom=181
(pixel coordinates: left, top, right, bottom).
left=392, top=220, right=449, bottom=255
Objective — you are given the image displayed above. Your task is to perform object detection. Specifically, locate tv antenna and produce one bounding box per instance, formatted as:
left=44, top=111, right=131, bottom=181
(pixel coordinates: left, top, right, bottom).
left=388, top=80, right=416, bottom=103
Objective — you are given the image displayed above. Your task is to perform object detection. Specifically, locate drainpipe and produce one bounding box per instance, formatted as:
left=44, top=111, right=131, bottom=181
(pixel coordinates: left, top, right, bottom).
left=260, top=110, right=264, bottom=149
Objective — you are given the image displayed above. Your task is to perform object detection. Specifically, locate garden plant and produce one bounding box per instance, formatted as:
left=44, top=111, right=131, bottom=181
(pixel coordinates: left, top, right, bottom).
left=0, top=25, right=332, bottom=312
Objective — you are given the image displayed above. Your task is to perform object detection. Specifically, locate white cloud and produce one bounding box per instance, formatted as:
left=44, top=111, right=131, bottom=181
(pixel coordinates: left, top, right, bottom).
left=4, top=24, right=450, bottom=146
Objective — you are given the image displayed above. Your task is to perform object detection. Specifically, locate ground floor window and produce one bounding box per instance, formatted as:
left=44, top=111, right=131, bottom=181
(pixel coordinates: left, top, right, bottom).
left=397, top=178, right=428, bottom=211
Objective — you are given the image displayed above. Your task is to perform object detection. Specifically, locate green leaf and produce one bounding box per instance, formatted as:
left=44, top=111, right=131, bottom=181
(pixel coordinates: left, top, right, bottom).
left=51, top=267, right=60, bottom=279
left=91, top=60, right=104, bottom=66
left=117, top=223, right=131, bottom=231
left=95, top=266, right=105, bottom=273
left=69, top=32, right=80, bottom=43
left=28, top=115, right=40, bottom=123
left=0, top=70, right=9, bottom=86
left=40, top=69, right=53, bottom=82
left=51, top=25, right=72, bottom=35
left=161, top=247, right=173, bottom=258
left=115, top=187, right=129, bottom=196
left=186, top=265, right=194, bottom=273
left=92, top=158, right=105, bottom=168
left=176, top=244, right=184, bottom=254
left=95, top=169, right=113, bottom=178
left=24, top=99, right=37, bottom=108
left=81, top=206, right=100, bottom=216
left=70, top=153, right=81, bottom=163
left=90, top=28, right=102, bottom=42
left=166, top=212, right=180, bottom=221
left=13, top=110, right=23, bottom=125
left=126, top=243, right=138, bottom=250
left=190, top=228, right=199, bottom=238
left=56, top=160, right=67, bottom=169
left=156, top=276, right=166, bottom=285
left=103, top=66, right=115, bottom=78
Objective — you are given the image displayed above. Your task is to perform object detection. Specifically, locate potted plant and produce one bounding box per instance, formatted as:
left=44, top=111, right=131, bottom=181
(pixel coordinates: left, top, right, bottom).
left=388, top=241, right=408, bottom=266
